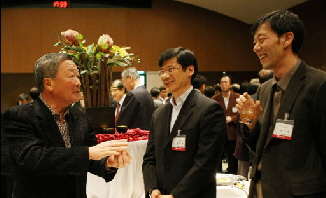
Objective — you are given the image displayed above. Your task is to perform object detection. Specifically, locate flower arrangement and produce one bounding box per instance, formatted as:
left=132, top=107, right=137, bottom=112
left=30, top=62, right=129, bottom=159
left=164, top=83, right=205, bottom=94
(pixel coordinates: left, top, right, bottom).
left=54, top=29, right=138, bottom=108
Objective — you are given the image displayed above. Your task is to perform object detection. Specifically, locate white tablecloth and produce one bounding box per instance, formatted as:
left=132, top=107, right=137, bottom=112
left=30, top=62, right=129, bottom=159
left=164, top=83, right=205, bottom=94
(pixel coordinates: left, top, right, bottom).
left=216, top=180, right=250, bottom=198
left=216, top=185, right=248, bottom=198
left=87, top=140, right=148, bottom=198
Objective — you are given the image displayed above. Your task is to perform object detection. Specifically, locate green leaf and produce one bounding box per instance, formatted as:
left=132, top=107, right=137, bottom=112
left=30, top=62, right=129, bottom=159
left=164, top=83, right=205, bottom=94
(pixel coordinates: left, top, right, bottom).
left=63, top=46, right=85, bottom=53
left=107, top=62, right=117, bottom=67
left=96, top=52, right=104, bottom=60
left=54, top=41, right=63, bottom=46
left=77, top=33, right=83, bottom=40
left=87, top=43, right=95, bottom=55
left=102, top=43, right=108, bottom=49
left=113, top=61, right=128, bottom=67
left=57, top=33, right=62, bottom=40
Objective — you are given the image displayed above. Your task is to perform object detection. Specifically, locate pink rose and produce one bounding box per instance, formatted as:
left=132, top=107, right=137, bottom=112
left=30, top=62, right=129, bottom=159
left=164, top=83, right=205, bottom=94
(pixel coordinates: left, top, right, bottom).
left=61, top=29, right=79, bottom=46
left=97, top=34, right=114, bottom=53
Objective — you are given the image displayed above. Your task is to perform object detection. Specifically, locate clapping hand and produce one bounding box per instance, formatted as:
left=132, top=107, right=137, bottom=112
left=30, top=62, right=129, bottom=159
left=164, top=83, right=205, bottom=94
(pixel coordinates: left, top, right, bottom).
left=107, top=150, right=132, bottom=168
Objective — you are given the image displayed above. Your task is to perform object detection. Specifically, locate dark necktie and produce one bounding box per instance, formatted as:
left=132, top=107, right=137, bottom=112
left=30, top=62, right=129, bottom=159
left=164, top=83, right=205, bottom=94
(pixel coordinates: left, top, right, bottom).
left=272, top=84, right=283, bottom=124
left=115, top=103, right=121, bottom=125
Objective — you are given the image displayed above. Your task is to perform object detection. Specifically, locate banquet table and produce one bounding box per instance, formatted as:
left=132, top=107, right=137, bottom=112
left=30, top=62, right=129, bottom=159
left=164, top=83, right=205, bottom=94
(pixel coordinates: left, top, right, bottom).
left=86, top=138, right=249, bottom=198
left=87, top=140, right=148, bottom=198
left=215, top=173, right=250, bottom=198
left=216, top=181, right=250, bottom=198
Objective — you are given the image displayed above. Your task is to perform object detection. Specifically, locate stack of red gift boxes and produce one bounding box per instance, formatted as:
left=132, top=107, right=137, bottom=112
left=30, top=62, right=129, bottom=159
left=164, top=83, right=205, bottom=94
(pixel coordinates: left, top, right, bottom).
left=96, top=128, right=149, bottom=143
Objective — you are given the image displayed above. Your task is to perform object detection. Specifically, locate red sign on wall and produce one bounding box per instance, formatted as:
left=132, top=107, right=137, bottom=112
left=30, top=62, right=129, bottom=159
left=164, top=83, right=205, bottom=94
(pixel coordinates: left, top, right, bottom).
left=53, top=1, right=68, bottom=8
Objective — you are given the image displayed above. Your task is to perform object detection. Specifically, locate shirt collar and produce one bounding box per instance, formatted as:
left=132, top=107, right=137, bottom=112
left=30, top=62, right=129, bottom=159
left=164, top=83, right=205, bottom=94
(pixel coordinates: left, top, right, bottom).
left=170, top=86, right=193, bottom=107
left=119, top=94, right=126, bottom=106
left=39, top=94, right=69, bottom=119
left=272, top=59, right=301, bottom=91
left=133, top=84, right=142, bottom=90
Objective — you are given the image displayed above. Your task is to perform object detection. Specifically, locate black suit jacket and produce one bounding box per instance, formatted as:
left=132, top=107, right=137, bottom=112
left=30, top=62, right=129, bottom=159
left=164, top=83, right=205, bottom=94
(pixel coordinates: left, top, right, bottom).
left=142, top=90, right=226, bottom=198
left=2, top=98, right=116, bottom=198
left=244, top=61, right=326, bottom=197
left=117, top=85, right=154, bottom=130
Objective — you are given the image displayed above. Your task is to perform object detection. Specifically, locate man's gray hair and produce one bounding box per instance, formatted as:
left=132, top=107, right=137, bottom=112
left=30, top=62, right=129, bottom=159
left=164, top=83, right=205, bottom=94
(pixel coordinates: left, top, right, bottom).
left=121, top=67, right=140, bottom=80
left=34, top=53, right=72, bottom=92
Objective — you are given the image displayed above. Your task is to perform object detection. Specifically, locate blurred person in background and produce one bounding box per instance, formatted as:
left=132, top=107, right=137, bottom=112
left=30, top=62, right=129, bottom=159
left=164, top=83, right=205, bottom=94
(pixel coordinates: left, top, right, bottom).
left=111, top=79, right=127, bottom=125
left=158, top=85, right=169, bottom=104
left=214, top=83, right=221, bottom=95
left=258, top=69, right=273, bottom=84
left=192, top=74, right=207, bottom=94
left=204, top=85, right=215, bottom=98
left=119, top=67, right=154, bottom=130
left=150, top=87, right=163, bottom=110
left=29, top=87, right=40, bottom=103
left=17, top=93, right=29, bottom=105
left=212, top=74, right=240, bottom=174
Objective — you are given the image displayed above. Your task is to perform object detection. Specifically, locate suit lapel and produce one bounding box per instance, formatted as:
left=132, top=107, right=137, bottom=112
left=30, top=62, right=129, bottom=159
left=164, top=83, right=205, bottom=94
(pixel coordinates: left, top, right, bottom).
left=165, top=90, right=196, bottom=146
left=228, top=92, right=237, bottom=110
left=220, top=95, right=226, bottom=110
left=66, top=109, right=84, bottom=146
left=34, top=100, right=66, bottom=147
left=160, top=103, right=173, bottom=144
left=256, top=81, right=274, bottom=153
left=264, top=62, right=306, bottom=147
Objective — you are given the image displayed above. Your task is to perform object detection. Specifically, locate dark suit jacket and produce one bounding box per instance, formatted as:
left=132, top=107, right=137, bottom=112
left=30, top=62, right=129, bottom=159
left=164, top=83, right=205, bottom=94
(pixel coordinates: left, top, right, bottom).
left=212, top=91, right=240, bottom=140
left=244, top=61, right=326, bottom=197
left=142, top=90, right=226, bottom=198
left=1, top=98, right=116, bottom=198
left=117, top=85, right=154, bottom=130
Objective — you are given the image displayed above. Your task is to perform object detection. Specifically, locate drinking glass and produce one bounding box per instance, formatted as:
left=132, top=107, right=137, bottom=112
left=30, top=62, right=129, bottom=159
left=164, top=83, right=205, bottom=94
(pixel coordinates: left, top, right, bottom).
left=239, top=97, right=254, bottom=123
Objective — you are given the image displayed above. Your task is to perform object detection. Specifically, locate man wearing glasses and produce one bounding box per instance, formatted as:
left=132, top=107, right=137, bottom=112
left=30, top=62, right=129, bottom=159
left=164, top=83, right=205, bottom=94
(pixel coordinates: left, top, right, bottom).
left=142, top=47, right=226, bottom=198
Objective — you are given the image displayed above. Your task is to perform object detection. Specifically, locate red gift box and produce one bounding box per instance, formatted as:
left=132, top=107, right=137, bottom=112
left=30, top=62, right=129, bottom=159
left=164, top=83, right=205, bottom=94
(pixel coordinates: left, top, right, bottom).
left=96, top=128, right=149, bottom=143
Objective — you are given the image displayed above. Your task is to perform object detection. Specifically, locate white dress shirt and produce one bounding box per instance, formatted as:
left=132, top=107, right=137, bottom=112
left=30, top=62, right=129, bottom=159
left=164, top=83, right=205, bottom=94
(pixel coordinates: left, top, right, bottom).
left=115, top=94, right=126, bottom=116
left=169, top=86, right=193, bottom=132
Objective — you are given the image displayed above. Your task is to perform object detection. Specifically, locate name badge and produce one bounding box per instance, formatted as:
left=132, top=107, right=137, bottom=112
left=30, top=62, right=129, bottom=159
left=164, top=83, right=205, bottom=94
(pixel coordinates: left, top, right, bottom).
left=172, top=130, right=186, bottom=151
left=232, top=107, right=238, bottom=113
left=272, top=113, right=294, bottom=140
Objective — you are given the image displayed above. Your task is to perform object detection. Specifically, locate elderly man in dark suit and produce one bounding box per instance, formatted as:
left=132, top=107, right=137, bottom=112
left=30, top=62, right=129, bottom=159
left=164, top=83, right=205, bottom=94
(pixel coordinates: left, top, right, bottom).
left=2, top=53, right=131, bottom=198
left=118, top=67, right=154, bottom=130
left=142, top=47, right=226, bottom=198
left=236, top=10, right=326, bottom=198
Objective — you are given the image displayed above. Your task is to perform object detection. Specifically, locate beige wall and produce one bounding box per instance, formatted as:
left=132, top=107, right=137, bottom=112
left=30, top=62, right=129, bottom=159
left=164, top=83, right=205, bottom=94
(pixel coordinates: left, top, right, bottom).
left=1, top=0, right=259, bottom=73
left=1, top=0, right=325, bottom=113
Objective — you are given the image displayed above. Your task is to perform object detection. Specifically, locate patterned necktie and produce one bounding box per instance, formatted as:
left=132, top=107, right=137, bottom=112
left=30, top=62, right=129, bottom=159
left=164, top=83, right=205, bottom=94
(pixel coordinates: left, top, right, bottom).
left=115, top=103, right=121, bottom=125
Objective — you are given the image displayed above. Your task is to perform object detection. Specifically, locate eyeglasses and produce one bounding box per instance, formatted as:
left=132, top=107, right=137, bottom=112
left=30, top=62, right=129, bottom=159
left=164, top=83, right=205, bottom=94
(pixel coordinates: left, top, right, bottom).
left=158, top=65, right=181, bottom=76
